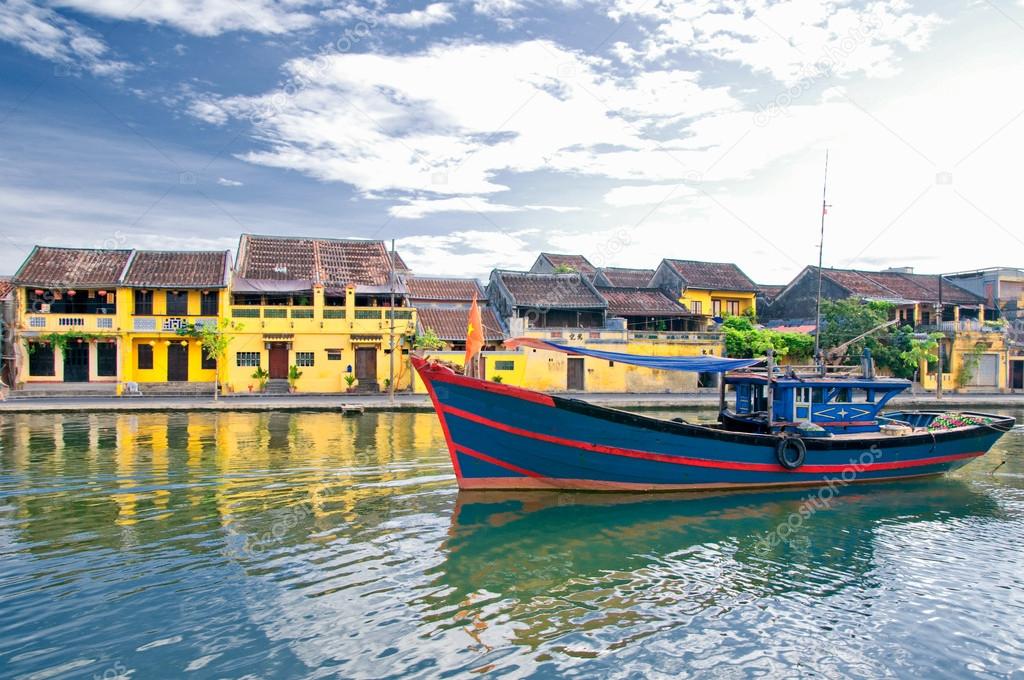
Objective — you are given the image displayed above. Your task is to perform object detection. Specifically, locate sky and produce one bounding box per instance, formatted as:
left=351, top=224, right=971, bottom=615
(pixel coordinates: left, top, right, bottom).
left=1, top=0, right=1022, bottom=285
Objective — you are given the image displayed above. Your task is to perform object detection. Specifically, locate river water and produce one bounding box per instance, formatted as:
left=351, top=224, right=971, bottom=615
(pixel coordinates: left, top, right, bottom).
left=1, top=408, right=1023, bottom=679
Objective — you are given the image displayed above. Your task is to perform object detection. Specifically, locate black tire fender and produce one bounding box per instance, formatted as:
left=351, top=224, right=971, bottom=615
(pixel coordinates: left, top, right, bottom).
left=776, top=436, right=806, bottom=470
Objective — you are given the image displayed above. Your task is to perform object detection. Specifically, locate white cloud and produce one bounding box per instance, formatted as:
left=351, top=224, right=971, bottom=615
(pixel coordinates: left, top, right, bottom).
left=396, top=229, right=537, bottom=277
left=607, top=0, right=942, bottom=84
left=0, top=0, right=131, bottom=77
left=379, top=3, right=455, bottom=28
left=188, top=99, right=230, bottom=125
left=52, top=0, right=320, bottom=36
left=389, top=196, right=579, bottom=219
left=217, top=177, right=244, bottom=186
left=603, top=184, right=695, bottom=207
left=190, top=40, right=741, bottom=199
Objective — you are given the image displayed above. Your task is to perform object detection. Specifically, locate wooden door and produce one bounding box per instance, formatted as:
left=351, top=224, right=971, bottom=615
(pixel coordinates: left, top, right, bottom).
left=355, top=347, right=377, bottom=381
left=96, top=342, right=117, bottom=377
left=1012, top=361, right=1024, bottom=389
left=567, top=357, right=585, bottom=391
left=167, top=343, right=189, bottom=382
left=269, top=345, right=289, bottom=379
left=63, top=343, right=90, bottom=382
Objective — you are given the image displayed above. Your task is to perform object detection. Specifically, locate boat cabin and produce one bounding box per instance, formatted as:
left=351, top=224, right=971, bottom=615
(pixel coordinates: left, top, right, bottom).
left=725, top=373, right=910, bottom=434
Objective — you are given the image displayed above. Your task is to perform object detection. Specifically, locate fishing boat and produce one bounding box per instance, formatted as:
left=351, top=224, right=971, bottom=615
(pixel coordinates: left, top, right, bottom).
left=412, top=342, right=1014, bottom=492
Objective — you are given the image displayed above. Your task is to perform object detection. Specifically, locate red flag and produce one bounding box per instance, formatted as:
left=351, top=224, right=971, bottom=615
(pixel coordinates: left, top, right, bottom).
left=464, top=293, right=484, bottom=370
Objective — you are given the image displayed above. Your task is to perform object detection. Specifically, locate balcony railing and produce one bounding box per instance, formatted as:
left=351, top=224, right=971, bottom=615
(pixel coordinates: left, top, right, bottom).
left=23, top=315, right=118, bottom=333
left=917, top=320, right=1006, bottom=334
left=525, top=326, right=724, bottom=344
left=227, top=307, right=416, bottom=332
left=131, top=316, right=218, bottom=332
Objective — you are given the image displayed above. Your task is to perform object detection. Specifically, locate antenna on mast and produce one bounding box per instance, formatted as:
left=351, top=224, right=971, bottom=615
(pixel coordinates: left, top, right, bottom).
left=813, top=150, right=831, bottom=374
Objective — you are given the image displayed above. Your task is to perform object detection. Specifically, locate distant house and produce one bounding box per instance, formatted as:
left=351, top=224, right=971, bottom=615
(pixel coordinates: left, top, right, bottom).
left=593, top=267, right=655, bottom=288
left=765, top=266, right=985, bottom=326
left=767, top=266, right=1008, bottom=391
left=945, top=267, right=1024, bottom=323
left=651, top=259, right=759, bottom=321
left=390, top=251, right=412, bottom=276
left=488, top=270, right=607, bottom=330
left=755, top=284, right=786, bottom=314
left=597, top=286, right=697, bottom=331
left=529, top=253, right=598, bottom=278
left=407, top=276, right=505, bottom=351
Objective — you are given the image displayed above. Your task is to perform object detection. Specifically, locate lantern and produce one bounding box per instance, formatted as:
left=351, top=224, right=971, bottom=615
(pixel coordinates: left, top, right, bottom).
left=180, top=341, right=188, bottom=348
left=148, top=341, right=155, bottom=347
left=98, top=290, right=107, bottom=296
left=34, top=289, right=44, bottom=296
left=164, top=340, right=171, bottom=346
left=67, top=290, right=76, bottom=296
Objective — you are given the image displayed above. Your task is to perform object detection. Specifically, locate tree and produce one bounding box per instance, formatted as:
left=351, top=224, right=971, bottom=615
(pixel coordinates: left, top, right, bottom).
left=176, top=319, right=242, bottom=399
left=721, top=316, right=814, bottom=362
left=413, top=327, right=446, bottom=350
left=898, top=331, right=943, bottom=382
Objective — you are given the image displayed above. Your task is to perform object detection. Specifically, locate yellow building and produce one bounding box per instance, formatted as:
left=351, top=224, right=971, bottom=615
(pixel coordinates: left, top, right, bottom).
left=920, top=326, right=1010, bottom=392
left=10, top=247, right=234, bottom=393
left=650, top=258, right=758, bottom=323
left=224, top=235, right=416, bottom=394
left=119, top=250, right=233, bottom=393
left=12, top=247, right=131, bottom=388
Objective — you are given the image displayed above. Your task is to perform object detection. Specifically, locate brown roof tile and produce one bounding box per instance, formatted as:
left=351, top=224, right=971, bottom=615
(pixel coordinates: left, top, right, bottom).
left=317, top=239, right=392, bottom=286
left=122, top=251, right=230, bottom=288
left=494, top=271, right=607, bottom=309
left=14, top=247, right=133, bottom=288
left=0, top=277, right=12, bottom=299
left=237, top=235, right=393, bottom=286
left=757, top=284, right=786, bottom=301
left=417, top=306, right=505, bottom=342
left=539, top=253, right=597, bottom=275
left=598, top=287, right=690, bottom=317
left=407, top=277, right=484, bottom=302
left=595, top=267, right=655, bottom=288
left=818, top=267, right=984, bottom=305
left=665, top=259, right=757, bottom=292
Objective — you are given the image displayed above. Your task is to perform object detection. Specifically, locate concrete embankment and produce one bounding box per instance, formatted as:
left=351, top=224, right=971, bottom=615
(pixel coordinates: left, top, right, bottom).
left=1, top=392, right=1022, bottom=414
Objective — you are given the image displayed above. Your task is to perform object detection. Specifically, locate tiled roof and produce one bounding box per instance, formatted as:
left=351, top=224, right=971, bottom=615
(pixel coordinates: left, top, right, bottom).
left=417, top=306, right=505, bottom=342
left=599, top=287, right=690, bottom=317
left=14, top=247, right=133, bottom=288
left=391, top=251, right=411, bottom=273
left=122, top=251, right=230, bottom=288
left=237, top=234, right=393, bottom=286
left=317, top=239, right=392, bottom=286
left=664, top=259, right=758, bottom=292
left=595, top=267, right=655, bottom=288
left=817, top=267, right=984, bottom=305
left=494, top=271, right=607, bottom=309
left=0, top=277, right=12, bottom=299
left=538, top=253, right=597, bottom=275
left=407, top=276, right=484, bottom=302
left=757, top=284, right=786, bottom=301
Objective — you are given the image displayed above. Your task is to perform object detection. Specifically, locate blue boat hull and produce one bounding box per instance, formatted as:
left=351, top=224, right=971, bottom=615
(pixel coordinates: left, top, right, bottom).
left=414, top=359, right=1014, bottom=491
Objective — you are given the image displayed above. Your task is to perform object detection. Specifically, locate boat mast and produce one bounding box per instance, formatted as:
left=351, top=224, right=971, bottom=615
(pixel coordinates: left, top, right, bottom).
left=813, top=150, right=830, bottom=376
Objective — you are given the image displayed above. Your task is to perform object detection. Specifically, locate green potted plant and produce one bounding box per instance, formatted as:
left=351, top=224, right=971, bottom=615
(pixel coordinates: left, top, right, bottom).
left=252, top=367, right=269, bottom=392
left=344, top=374, right=357, bottom=393
left=288, top=365, right=302, bottom=393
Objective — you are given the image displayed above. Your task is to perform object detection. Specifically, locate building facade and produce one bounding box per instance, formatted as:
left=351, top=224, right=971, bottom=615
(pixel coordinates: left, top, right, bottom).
left=407, top=276, right=505, bottom=351
left=651, top=259, right=759, bottom=323
left=226, top=235, right=416, bottom=394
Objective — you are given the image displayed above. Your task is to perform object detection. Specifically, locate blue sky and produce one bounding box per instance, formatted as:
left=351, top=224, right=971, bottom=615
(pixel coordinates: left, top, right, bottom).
left=1, top=0, right=1022, bottom=284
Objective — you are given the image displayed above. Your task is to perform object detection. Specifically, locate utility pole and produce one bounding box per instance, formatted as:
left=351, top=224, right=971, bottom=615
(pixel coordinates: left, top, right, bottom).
left=813, top=150, right=830, bottom=376
left=936, top=275, right=944, bottom=400
left=389, top=238, right=396, bottom=405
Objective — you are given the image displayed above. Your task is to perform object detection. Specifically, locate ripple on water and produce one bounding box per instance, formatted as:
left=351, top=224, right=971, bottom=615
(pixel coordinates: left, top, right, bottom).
left=1, top=410, right=1024, bottom=678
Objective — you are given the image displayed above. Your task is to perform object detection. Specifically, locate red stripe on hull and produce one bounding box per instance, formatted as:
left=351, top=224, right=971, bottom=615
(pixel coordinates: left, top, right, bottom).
left=456, top=446, right=544, bottom=479
left=419, top=366, right=555, bottom=407
left=458, top=470, right=955, bottom=492
left=441, top=404, right=984, bottom=474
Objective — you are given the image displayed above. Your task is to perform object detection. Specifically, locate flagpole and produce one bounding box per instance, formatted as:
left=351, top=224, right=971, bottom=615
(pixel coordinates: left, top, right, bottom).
left=389, top=238, right=396, bottom=405
left=813, top=149, right=830, bottom=375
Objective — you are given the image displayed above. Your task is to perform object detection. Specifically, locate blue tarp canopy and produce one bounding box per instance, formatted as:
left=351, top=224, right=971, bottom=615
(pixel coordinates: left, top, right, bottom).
left=509, top=339, right=762, bottom=373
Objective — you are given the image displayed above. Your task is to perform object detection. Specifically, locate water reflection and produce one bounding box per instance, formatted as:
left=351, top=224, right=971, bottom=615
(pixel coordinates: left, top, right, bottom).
left=0, top=410, right=1023, bottom=678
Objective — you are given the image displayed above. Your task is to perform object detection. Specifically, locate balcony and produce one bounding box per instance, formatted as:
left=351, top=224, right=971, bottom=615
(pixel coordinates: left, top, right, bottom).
left=629, top=330, right=725, bottom=343
left=229, top=307, right=416, bottom=334
left=22, top=314, right=118, bottom=333
left=524, top=326, right=725, bottom=345
left=131, top=316, right=218, bottom=333
left=916, top=320, right=1006, bottom=335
